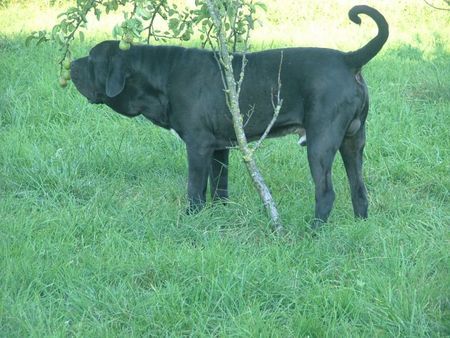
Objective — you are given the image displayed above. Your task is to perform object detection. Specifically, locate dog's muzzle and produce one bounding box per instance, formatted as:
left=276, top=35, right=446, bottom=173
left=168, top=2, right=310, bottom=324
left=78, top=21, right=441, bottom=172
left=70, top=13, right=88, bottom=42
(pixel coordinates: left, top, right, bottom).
left=70, top=58, right=101, bottom=104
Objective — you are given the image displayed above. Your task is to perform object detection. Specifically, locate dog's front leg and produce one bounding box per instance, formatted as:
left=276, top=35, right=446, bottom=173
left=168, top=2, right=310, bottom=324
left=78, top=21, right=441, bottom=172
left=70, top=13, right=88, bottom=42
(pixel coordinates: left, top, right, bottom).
left=186, top=145, right=213, bottom=214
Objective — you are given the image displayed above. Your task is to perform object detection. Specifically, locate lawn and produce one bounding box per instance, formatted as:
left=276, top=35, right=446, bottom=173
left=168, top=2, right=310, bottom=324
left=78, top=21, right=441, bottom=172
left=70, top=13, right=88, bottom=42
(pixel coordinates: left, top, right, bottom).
left=1, top=0, right=449, bottom=336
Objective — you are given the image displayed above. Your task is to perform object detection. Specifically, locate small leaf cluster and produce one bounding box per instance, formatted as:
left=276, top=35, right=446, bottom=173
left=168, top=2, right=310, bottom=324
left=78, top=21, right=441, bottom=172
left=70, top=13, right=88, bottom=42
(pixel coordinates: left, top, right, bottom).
left=26, top=0, right=267, bottom=88
left=193, top=0, right=267, bottom=51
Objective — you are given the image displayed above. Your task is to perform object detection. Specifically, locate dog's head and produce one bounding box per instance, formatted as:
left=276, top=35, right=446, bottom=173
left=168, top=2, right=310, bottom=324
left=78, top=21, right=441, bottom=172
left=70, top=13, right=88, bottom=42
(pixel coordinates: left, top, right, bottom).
left=71, top=40, right=170, bottom=126
left=71, top=40, right=130, bottom=105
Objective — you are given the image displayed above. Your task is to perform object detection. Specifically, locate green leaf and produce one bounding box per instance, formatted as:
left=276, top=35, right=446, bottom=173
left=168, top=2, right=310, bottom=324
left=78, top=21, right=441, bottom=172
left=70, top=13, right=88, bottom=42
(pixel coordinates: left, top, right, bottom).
left=36, top=36, right=48, bottom=46
left=168, top=18, right=179, bottom=30
left=25, top=35, right=35, bottom=47
left=79, top=31, right=85, bottom=42
left=136, top=6, right=151, bottom=20
left=112, top=25, right=123, bottom=38
left=95, top=8, right=101, bottom=20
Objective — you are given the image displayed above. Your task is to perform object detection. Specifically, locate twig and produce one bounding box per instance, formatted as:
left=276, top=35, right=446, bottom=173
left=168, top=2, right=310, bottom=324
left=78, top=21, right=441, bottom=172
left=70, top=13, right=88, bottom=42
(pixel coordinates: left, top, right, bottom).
left=201, top=24, right=214, bottom=49
left=145, top=1, right=165, bottom=44
left=130, top=2, right=137, bottom=18
left=143, top=32, right=175, bottom=41
left=423, top=0, right=450, bottom=10
left=243, top=104, right=255, bottom=128
left=212, top=50, right=232, bottom=110
left=236, top=54, right=248, bottom=97
left=228, top=3, right=240, bottom=52
left=206, top=0, right=283, bottom=234
left=59, top=0, right=100, bottom=68
left=253, top=51, right=284, bottom=151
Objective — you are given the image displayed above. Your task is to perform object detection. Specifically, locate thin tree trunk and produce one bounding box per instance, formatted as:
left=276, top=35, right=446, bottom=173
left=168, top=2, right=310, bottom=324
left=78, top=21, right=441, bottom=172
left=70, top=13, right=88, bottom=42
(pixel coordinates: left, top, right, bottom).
left=206, top=0, right=283, bottom=234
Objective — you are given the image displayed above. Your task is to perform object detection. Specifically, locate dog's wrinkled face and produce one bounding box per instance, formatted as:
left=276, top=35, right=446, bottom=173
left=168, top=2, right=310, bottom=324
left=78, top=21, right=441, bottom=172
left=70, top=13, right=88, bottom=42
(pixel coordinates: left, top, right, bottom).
left=71, top=41, right=127, bottom=104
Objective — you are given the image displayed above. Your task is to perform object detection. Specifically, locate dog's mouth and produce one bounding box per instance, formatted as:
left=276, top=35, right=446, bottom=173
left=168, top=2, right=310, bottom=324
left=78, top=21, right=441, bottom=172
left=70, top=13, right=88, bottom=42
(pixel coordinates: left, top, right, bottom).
left=87, top=94, right=104, bottom=104
left=71, top=75, right=100, bottom=104
left=71, top=58, right=105, bottom=104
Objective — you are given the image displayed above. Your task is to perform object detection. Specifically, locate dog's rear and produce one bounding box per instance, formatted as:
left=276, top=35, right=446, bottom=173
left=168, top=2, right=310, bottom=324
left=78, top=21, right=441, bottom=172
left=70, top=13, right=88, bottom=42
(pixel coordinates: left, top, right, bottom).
left=306, top=5, right=388, bottom=228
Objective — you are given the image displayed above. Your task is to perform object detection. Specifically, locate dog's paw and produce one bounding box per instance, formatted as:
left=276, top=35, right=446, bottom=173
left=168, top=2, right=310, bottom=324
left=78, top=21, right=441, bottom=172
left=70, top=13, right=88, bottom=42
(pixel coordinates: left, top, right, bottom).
left=185, top=203, right=205, bottom=215
left=310, top=218, right=325, bottom=231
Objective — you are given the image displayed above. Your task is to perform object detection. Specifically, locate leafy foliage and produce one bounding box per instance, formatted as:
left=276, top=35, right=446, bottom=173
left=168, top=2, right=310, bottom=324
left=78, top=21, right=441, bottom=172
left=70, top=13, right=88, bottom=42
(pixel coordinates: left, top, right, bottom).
left=26, top=0, right=267, bottom=76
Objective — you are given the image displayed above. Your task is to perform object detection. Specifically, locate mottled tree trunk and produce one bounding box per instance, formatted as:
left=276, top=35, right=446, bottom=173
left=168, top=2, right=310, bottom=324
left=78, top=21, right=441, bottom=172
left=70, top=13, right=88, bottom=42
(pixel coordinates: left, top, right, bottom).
left=206, top=0, right=283, bottom=234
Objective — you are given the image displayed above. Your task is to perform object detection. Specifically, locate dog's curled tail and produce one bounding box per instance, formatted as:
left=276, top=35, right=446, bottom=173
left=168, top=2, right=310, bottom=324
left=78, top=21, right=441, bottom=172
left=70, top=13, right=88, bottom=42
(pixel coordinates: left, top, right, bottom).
left=344, top=5, right=389, bottom=69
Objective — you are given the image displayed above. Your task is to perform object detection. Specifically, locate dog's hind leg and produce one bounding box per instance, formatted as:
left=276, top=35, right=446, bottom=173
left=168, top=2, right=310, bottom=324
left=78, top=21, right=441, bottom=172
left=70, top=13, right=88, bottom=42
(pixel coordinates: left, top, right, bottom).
left=306, top=129, right=341, bottom=229
left=306, top=103, right=351, bottom=229
left=210, top=148, right=229, bottom=202
left=340, top=123, right=368, bottom=219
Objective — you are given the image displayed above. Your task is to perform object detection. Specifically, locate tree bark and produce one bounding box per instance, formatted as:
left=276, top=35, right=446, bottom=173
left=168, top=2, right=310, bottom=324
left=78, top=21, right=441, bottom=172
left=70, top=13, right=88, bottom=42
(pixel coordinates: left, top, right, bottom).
left=206, top=0, right=283, bottom=234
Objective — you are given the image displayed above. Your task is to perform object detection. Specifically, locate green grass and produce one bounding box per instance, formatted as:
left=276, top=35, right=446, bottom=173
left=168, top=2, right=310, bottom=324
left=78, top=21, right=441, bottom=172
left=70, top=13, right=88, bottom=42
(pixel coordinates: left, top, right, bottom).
left=1, top=1, right=449, bottom=336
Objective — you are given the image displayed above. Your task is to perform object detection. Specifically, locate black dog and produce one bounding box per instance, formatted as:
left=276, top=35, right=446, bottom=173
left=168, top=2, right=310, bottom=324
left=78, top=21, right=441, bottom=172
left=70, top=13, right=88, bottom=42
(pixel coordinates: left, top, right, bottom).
left=71, top=5, right=388, bottom=228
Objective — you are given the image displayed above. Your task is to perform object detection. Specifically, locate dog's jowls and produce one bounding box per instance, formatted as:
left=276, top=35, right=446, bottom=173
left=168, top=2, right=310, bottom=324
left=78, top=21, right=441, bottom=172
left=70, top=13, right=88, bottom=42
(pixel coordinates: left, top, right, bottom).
left=71, top=5, right=389, bottom=229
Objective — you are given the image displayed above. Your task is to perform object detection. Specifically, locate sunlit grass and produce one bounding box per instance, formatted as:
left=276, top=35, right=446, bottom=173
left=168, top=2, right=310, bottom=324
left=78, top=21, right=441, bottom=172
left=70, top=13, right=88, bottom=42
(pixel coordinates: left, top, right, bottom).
left=2, top=0, right=449, bottom=51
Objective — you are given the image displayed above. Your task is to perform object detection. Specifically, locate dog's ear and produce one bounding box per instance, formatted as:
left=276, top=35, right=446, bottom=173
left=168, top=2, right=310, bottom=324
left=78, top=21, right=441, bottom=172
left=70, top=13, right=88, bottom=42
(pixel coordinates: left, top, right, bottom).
left=106, top=55, right=126, bottom=98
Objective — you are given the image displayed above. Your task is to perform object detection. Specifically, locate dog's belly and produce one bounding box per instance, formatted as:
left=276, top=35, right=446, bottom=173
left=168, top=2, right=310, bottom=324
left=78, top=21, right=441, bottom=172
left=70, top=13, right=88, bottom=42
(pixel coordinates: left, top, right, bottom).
left=266, top=125, right=305, bottom=139
left=208, top=100, right=305, bottom=149
left=212, top=122, right=305, bottom=149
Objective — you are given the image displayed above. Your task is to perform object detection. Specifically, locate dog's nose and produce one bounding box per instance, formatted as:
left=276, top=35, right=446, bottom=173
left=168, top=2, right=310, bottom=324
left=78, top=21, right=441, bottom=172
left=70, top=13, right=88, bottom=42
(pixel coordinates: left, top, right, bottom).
left=70, top=59, right=77, bottom=71
left=70, top=60, right=80, bottom=81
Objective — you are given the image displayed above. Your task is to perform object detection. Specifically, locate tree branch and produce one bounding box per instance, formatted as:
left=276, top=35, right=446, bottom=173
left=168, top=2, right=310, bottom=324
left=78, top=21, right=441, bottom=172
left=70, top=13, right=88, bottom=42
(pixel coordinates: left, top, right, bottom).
left=423, top=0, right=450, bottom=10
left=206, top=0, right=283, bottom=234
left=253, top=50, right=283, bottom=151
left=146, top=1, right=165, bottom=44
left=59, top=0, right=100, bottom=68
